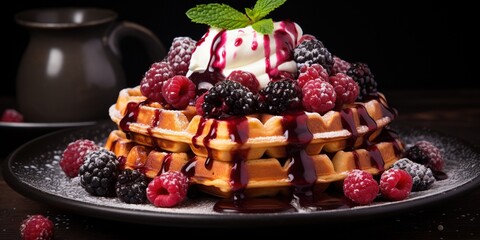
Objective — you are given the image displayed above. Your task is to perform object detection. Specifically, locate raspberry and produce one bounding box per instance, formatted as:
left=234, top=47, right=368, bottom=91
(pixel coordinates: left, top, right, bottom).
left=226, top=70, right=260, bottom=94
left=328, top=73, right=359, bottom=106
left=302, top=79, right=336, bottom=114
left=343, top=169, right=379, bottom=205
left=293, top=39, right=334, bottom=74
left=346, top=62, right=377, bottom=101
left=1, top=108, right=24, bottom=122
left=147, top=171, right=189, bottom=207
left=116, top=169, right=149, bottom=204
left=379, top=168, right=413, bottom=201
left=79, top=148, right=119, bottom=196
left=59, top=139, right=99, bottom=178
left=297, top=63, right=329, bottom=88
left=331, top=56, right=351, bottom=75
left=161, top=75, right=196, bottom=109
left=167, top=36, right=197, bottom=75
left=392, top=158, right=435, bottom=191
left=202, top=80, right=258, bottom=118
left=258, top=79, right=302, bottom=114
left=140, top=62, right=175, bottom=103
left=404, top=140, right=444, bottom=171
left=20, top=214, right=54, bottom=240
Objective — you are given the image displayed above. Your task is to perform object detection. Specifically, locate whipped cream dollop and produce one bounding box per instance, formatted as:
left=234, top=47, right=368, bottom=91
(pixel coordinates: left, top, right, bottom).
left=187, top=20, right=303, bottom=89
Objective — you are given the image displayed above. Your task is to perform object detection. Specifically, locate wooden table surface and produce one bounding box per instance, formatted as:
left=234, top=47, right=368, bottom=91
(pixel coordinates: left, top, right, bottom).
left=1, top=89, right=479, bottom=239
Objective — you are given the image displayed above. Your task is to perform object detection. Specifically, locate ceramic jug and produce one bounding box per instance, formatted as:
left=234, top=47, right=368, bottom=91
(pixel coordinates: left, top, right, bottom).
left=15, top=8, right=166, bottom=122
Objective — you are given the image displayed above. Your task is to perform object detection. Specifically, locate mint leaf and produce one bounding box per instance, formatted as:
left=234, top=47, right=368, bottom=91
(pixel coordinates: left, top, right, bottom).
left=252, top=0, right=287, bottom=21
left=186, top=3, right=251, bottom=30
left=252, top=18, right=274, bottom=34
left=245, top=8, right=259, bottom=21
left=186, top=0, right=287, bottom=34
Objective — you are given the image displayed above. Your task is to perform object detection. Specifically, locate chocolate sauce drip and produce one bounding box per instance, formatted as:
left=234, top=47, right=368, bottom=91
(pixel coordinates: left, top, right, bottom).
left=161, top=153, right=172, bottom=174
left=226, top=117, right=250, bottom=201
left=181, top=156, right=197, bottom=179
left=192, top=117, right=218, bottom=170
left=282, top=112, right=316, bottom=202
left=356, top=104, right=378, bottom=147
left=340, top=108, right=358, bottom=150
left=119, top=101, right=141, bottom=132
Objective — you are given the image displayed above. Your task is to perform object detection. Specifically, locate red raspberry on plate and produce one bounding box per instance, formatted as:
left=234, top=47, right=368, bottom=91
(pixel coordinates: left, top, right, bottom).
left=226, top=70, right=260, bottom=93
left=379, top=168, right=413, bottom=201
left=161, top=75, right=196, bottom=109
left=302, top=79, right=336, bottom=114
left=343, top=169, right=379, bottom=205
left=1, top=108, right=24, bottom=122
left=328, top=73, right=359, bottom=106
left=140, top=61, right=175, bottom=103
left=404, top=140, right=445, bottom=171
left=167, top=36, right=197, bottom=75
left=297, top=63, right=329, bottom=88
left=147, top=171, right=189, bottom=207
left=59, top=139, right=99, bottom=178
left=20, top=214, right=54, bottom=240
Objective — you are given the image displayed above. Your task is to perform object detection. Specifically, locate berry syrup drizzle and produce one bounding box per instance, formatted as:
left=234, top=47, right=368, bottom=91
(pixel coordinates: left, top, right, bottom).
left=118, top=94, right=407, bottom=213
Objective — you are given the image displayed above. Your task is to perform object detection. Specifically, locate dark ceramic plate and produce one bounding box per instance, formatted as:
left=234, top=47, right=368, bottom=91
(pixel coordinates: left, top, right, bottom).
left=0, top=121, right=98, bottom=157
left=3, top=122, right=480, bottom=228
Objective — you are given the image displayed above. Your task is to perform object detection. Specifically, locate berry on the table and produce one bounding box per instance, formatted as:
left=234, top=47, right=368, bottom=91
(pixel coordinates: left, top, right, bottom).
left=147, top=171, right=189, bottom=207
left=404, top=140, right=444, bottom=171
left=343, top=169, right=379, bottom=205
left=346, top=62, right=377, bottom=101
left=79, top=148, right=119, bottom=196
left=293, top=38, right=334, bottom=74
left=59, top=139, right=99, bottom=178
left=167, top=36, right=197, bottom=75
left=331, top=56, right=351, bottom=75
left=328, top=73, right=359, bottom=106
left=161, top=75, right=196, bottom=109
left=297, top=63, right=329, bottom=88
left=379, top=168, right=413, bottom=201
left=392, top=158, right=435, bottom=191
left=20, top=214, right=54, bottom=240
left=1, top=108, right=24, bottom=122
left=302, top=79, right=336, bottom=114
left=140, top=62, right=175, bottom=103
left=116, top=169, right=149, bottom=204
left=258, top=79, right=302, bottom=115
left=202, top=80, right=258, bottom=118
left=226, top=70, right=260, bottom=93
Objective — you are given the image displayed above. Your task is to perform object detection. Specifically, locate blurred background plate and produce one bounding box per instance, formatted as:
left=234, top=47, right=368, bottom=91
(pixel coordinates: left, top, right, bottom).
left=0, top=121, right=97, bottom=157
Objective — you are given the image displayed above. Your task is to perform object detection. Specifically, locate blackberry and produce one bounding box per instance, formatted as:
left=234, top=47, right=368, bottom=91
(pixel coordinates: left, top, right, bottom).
left=404, top=140, right=444, bottom=171
left=392, top=158, right=435, bottom=191
left=79, top=148, right=119, bottom=196
left=115, top=169, right=149, bottom=204
left=202, top=80, right=258, bottom=118
left=346, top=62, right=377, bottom=101
left=293, top=39, right=334, bottom=74
left=167, top=36, right=197, bottom=75
left=259, top=79, right=302, bottom=115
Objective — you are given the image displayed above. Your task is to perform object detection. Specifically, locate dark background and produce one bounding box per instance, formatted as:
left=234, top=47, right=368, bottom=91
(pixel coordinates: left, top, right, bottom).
left=6, top=0, right=478, bottom=98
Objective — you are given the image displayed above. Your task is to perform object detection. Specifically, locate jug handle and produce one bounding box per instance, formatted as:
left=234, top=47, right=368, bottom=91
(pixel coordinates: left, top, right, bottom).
left=107, top=21, right=166, bottom=62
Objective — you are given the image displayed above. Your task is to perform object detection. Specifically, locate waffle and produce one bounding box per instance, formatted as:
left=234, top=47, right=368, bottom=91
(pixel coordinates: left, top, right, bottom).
left=106, top=86, right=404, bottom=198
left=109, top=87, right=398, bottom=160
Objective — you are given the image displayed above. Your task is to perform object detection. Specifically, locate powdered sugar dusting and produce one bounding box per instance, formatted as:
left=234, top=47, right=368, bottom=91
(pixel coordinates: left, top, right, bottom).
left=6, top=122, right=480, bottom=219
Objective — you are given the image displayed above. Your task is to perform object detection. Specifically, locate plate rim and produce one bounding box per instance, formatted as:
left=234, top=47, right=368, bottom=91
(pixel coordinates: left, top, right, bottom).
left=3, top=122, right=480, bottom=228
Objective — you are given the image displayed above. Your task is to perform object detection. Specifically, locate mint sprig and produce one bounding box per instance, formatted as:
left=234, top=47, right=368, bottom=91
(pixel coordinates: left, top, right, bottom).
left=186, top=0, right=287, bottom=34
